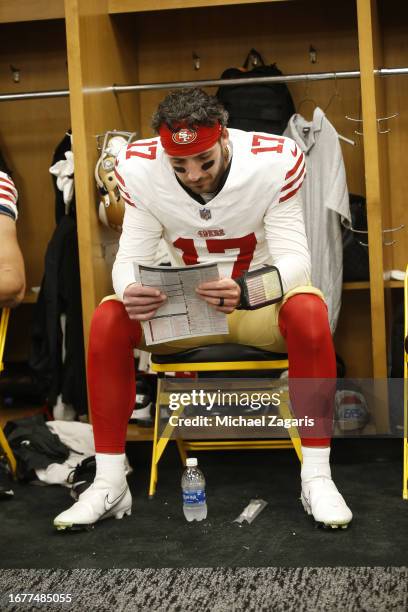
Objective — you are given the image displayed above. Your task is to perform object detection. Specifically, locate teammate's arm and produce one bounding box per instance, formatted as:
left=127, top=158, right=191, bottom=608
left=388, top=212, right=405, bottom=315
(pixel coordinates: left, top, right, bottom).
left=0, top=172, right=25, bottom=307
left=0, top=214, right=25, bottom=307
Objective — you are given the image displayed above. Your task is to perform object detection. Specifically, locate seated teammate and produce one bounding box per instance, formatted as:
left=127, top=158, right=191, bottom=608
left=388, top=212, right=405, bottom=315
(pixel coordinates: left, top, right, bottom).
left=54, top=88, right=352, bottom=531
left=0, top=164, right=25, bottom=307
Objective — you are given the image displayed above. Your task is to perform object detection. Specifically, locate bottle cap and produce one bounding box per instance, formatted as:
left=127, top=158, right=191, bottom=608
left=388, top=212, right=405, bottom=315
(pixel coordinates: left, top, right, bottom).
left=186, top=457, right=197, bottom=467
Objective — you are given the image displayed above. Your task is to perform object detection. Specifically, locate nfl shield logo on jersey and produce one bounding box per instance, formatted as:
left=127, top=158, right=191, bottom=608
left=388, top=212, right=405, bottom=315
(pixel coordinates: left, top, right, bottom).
left=199, top=207, right=212, bottom=220
left=172, top=128, right=197, bottom=145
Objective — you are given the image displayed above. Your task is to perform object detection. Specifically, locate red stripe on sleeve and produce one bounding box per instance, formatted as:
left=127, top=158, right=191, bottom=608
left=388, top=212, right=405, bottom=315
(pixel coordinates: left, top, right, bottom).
left=285, top=152, right=304, bottom=180
left=279, top=183, right=304, bottom=203
left=0, top=192, right=15, bottom=205
left=122, top=195, right=136, bottom=208
left=0, top=175, right=15, bottom=189
left=0, top=184, right=17, bottom=199
left=117, top=182, right=133, bottom=201
left=114, top=169, right=125, bottom=187
left=280, top=161, right=305, bottom=193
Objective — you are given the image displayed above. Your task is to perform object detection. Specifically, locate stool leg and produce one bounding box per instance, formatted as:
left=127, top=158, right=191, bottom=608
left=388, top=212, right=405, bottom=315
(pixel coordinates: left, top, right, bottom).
left=0, top=428, right=16, bottom=475
left=176, top=438, right=187, bottom=466
left=0, top=308, right=16, bottom=475
left=0, top=308, right=10, bottom=373
left=149, top=379, right=162, bottom=498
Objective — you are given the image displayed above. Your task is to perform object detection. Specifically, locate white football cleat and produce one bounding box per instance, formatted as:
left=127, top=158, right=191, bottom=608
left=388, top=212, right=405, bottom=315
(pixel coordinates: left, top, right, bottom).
left=54, top=481, right=132, bottom=531
left=301, top=476, right=353, bottom=529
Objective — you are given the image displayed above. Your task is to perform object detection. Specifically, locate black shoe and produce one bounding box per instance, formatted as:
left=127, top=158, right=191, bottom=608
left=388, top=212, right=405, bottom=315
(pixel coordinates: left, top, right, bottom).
left=0, top=456, right=14, bottom=500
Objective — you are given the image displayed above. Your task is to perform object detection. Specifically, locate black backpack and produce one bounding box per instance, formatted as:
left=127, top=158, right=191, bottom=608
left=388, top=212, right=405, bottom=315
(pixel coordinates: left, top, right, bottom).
left=217, top=49, right=295, bottom=135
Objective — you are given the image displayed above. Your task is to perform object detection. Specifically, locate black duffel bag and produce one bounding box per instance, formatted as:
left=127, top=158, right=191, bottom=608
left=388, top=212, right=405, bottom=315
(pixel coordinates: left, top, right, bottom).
left=342, top=193, right=369, bottom=282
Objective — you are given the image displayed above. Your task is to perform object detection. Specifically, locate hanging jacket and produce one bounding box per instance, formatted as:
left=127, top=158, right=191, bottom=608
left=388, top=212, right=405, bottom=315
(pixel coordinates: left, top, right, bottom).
left=29, top=214, right=88, bottom=416
left=29, top=133, right=87, bottom=416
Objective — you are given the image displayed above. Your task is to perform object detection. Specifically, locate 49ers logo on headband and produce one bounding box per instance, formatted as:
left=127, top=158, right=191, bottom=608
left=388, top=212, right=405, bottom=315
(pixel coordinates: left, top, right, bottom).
left=172, top=128, right=197, bottom=145
left=159, top=122, right=222, bottom=156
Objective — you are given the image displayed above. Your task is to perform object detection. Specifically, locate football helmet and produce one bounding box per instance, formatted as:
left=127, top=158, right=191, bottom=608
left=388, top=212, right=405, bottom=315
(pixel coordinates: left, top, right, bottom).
left=95, top=131, right=136, bottom=232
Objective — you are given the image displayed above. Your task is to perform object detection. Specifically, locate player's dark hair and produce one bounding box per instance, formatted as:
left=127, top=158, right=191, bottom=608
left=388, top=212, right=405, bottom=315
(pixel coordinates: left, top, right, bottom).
left=151, top=88, right=228, bottom=132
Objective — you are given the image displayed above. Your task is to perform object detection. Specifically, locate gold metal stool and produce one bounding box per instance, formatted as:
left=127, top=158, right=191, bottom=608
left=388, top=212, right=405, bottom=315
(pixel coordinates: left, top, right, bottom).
left=0, top=307, right=17, bottom=475
left=148, top=343, right=301, bottom=497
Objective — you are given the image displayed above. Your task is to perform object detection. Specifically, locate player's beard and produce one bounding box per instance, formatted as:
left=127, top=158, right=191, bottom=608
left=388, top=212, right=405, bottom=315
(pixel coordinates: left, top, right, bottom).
left=189, top=142, right=228, bottom=194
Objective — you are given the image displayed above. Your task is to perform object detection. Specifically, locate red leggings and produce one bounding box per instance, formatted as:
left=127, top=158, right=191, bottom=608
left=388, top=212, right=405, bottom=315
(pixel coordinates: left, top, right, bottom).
left=88, top=294, right=335, bottom=452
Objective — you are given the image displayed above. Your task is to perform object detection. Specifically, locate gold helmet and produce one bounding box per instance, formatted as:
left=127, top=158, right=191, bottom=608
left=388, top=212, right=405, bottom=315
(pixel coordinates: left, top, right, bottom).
left=95, top=131, right=136, bottom=232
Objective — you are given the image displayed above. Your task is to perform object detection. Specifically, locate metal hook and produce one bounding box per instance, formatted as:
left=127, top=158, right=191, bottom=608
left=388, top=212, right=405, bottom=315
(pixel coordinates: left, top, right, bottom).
left=192, top=52, right=200, bottom=71
left=377, top=112, right=399, bottom=134
left=382, top=224, right=404, bottom=244
left=382, top=223, right=404, bottom=234
left=345, top=115, right=364, bottom=136
left=309, top=45, right=317, bottom=64
left=248, top=51, right=260, bottom=68
left=10, top=65, right=20, bottom=83
left=382, top=222, right=404, bottom=244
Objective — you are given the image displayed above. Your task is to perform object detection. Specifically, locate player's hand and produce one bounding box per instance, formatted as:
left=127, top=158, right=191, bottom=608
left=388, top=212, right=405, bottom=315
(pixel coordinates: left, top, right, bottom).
left=195, top=277, right=241, bottom=313
left=123, top=283, right=167, bottom=320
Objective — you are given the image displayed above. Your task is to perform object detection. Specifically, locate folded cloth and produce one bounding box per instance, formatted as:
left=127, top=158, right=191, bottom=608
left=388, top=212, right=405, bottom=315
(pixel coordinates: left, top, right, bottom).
left=35, top=421, right=95, bottom=486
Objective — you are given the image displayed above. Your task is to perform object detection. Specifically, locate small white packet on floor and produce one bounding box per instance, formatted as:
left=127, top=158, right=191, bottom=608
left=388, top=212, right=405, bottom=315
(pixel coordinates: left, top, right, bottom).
left=234, top=499, right=268, bottom=524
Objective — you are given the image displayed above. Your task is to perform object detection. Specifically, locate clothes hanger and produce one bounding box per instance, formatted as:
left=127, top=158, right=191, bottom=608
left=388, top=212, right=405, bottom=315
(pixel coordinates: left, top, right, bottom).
left=324, top=75, right=356, bottom=146
left=296, top=79, right=318, bottom=119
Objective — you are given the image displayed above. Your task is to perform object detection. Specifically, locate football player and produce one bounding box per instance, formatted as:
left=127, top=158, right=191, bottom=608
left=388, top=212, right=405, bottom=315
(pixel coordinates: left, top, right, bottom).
left=54, top=88, right=352, bottom=531
left=0, top=166, right=25, bottom=307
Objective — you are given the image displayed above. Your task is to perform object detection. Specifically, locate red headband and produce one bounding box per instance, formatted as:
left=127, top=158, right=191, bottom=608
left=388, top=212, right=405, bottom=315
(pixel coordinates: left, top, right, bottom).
left=159, top=122, right=222, bottom=156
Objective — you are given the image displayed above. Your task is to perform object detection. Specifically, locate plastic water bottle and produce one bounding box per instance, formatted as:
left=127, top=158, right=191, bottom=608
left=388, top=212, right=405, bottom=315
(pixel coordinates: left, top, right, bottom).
left=181, top=457, right=207, bottom=522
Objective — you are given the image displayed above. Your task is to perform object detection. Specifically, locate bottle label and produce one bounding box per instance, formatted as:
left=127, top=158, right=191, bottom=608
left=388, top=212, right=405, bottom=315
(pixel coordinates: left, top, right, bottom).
left=182, top=489, right=206, bottom=505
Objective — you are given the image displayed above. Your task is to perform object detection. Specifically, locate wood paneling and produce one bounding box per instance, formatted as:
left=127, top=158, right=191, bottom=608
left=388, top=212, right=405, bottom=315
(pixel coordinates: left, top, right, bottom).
left=109, top=0, right=286, bottom=14
left=356, top=0, right=389, bottom=378
left=0, top=0, right=64, bottom=23
left=334, top=291, right=373, bottom=378
left=0, top=20, right=70, bottom=291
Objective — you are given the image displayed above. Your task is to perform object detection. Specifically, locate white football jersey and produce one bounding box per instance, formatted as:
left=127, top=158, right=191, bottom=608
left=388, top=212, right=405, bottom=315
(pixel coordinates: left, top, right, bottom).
left=113, top=128, right=310, bottom=299
left=0, top=171, right=18, bottom=221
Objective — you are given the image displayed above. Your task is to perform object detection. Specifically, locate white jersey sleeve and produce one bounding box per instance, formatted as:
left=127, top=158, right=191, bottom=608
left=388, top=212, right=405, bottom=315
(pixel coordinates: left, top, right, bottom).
left=112, top=146, right=163, bottom=299
left=0, top=171, right=18, bottom=221
left=264, top=143, right=311, bottom=292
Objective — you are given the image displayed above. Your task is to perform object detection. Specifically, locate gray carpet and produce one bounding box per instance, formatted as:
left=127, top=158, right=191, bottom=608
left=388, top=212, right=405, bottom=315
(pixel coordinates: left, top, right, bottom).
left=1, top=567, right=407, bottom=611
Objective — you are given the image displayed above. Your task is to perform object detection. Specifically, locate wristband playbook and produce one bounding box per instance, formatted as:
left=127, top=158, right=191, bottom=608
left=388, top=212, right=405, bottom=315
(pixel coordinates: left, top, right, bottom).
left=236, top=265, right=284, bottom=309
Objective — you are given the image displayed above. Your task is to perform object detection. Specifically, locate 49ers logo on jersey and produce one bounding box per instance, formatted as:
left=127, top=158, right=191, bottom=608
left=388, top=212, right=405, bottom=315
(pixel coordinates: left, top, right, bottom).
left=172, top=128, right=197, bottom=145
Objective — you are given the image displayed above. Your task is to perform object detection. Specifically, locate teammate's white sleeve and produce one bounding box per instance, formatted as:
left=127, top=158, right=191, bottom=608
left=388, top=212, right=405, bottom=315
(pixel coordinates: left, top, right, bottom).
left=264, top=189, right=311, bottom=293
left=0, top=171, right=18, bottom=221
left=112, top=202, right=163, bottom=300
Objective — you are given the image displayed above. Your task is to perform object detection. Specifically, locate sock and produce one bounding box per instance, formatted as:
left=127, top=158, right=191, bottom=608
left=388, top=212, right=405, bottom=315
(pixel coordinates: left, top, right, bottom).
left=278, top=294, right=336, bottom=446
left=301, top=445, right=331, bottom=481
left=87, top=299, right=142, bottom=453
left=95, top=452, right=127, bottom=488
